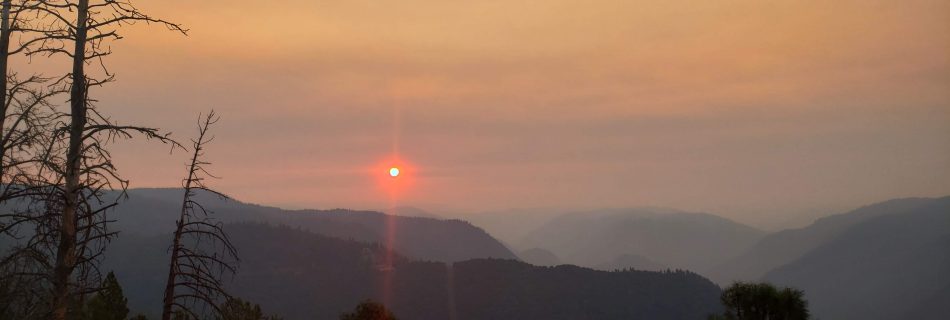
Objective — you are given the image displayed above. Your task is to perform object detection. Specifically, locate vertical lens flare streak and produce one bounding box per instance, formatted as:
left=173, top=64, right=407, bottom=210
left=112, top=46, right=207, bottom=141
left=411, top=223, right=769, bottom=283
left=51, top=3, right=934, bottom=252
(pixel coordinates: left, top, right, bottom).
left=382, top=89, right=403, bottom=309
left=380, top=161, right=412, bottom=307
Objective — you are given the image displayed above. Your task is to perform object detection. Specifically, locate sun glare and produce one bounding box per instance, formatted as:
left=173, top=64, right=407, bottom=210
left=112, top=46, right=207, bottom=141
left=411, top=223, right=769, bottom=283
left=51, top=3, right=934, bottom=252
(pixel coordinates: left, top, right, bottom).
left=389, top=167, right=400, bottom=177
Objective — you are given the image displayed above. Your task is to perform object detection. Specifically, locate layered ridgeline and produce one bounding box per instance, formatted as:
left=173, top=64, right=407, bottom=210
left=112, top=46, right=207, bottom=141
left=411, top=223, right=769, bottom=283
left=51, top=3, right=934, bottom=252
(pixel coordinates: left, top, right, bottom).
left=111, top=188, right=517, bottom=262
left=519, top=208, right=765, bottom=274
left=518, top=248, right=562, bottom=266
left=709, top=197, right=942, bottom=283
left=106, top=223, right=723, bottom=320
left=91, top=189, right=723, bottom=319
left=761, top=197, right=950, bottom=320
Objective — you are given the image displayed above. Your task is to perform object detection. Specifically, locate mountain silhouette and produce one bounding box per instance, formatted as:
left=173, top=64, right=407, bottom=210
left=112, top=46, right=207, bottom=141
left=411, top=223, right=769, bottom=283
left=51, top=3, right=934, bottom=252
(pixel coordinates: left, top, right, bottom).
left=763, top=196, right=950, bottom=320
left=520, top=207, right=764, bottom=274
left=710, top=197, right=940, bottom=284
left=595, top=253, right=666, bottom=271
left=517, top=247, right=561, bottom=266
left=105, top=222, right=723, bottom=319
left=111, top=188, right=517, bottom=262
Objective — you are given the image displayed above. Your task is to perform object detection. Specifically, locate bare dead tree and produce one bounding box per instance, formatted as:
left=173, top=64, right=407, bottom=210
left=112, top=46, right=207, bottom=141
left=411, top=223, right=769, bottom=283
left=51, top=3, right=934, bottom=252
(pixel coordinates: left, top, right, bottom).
left=162, top=110, right=238, bottom=320
left=0, top=3, right=68, bottom=316
left=0, top=76, right=61, bottom=320
left=1, top=0, right=27, bottom=167
left=0, top=0, right=45, bottom=150
left=0, top=240, right=53, bottom=319
left=0, top=0, right=64, bottom=232
left=0, top=74, right=60, bottom=235
left=6, top=1, right=189, bottom=319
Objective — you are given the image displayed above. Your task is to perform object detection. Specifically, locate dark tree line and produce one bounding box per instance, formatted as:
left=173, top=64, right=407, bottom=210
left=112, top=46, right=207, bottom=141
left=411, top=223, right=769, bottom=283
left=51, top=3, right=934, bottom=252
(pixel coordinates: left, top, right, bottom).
left=339, top=300, right=398, bottom=320
left=30, top=269, right=283, bottom=320
left=709, top=282, right=810, bottom=320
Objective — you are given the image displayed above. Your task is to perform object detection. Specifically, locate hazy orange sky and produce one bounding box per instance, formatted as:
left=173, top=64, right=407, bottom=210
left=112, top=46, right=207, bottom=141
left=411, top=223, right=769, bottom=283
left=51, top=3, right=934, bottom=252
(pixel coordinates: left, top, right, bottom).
left=15, top=0, right=950, bottom=228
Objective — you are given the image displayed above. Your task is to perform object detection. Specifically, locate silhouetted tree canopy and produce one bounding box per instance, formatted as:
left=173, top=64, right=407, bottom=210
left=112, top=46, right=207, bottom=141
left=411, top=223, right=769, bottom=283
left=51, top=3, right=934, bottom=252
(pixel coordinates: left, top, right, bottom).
left=216, top=297, right=281, bottom=320
left=340, top=300, right=398, bottom=320
left=710, top=282, right=809, bottom=320
left=79, top=272, right=129, bottom=320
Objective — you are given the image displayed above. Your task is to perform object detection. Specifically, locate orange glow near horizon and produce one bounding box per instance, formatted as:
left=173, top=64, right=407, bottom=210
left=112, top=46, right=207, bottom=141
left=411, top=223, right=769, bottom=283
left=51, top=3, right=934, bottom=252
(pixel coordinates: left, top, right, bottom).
left=50, top=0, right=950, bottom=231
left=374, top=156, right=415, bottom=200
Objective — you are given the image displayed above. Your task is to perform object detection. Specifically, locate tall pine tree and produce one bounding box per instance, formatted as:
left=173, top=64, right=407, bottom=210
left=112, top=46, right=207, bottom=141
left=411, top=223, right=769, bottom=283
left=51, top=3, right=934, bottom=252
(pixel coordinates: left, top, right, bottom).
left=81, top=272, right=129, bottom=320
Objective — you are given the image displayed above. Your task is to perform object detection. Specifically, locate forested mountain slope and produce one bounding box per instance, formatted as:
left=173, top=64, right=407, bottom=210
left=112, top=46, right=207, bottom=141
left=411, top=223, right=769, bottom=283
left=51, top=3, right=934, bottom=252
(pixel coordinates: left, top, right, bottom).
left=106, top=223, right=723, bottom=320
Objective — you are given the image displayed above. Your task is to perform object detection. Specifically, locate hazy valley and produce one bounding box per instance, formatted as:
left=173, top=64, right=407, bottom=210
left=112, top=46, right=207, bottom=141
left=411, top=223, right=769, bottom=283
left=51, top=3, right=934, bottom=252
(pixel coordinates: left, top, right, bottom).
left=30, top=189, right=946, bottom=319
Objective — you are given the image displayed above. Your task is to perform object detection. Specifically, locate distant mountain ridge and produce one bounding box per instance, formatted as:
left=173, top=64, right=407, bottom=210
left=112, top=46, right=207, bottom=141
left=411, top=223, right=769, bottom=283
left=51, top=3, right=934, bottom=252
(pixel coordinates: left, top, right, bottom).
left=518, top=248, right=561, bottom=266
left=106, top=222, right=724, bottom=320
left=102, top=193, right=950, bottom=320
left=596, top=253, right=666, bottom=272
left=9, top=187, right=948, bottom=319
left=384, top=206, right=443, bottom=219
left=520, top=207, right=765, bottom=274
left=709, top=197, right=940, bottom=284
left=111, top=188, right=517, bottom=262
left=763, top=196, right=950, bottom=320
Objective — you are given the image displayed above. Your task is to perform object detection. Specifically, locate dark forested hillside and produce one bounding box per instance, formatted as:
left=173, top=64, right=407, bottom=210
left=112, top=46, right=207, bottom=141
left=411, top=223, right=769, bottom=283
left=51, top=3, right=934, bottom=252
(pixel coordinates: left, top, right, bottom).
left=595, top=253, right=666, bottom=271
left=520, top=208, right=764, bottom=274
left=517, top=247, right=561, bottom=266
left=451, top=259, right=721, bottom=320
left=110, top=188, right=516, bottom=262
left=105, top=223, right=723, bottom=320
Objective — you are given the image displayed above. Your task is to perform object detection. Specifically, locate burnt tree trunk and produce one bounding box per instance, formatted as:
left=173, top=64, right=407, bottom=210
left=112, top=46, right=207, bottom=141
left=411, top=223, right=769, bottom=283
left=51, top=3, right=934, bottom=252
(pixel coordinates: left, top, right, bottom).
left=161, top=146, right=201, bottom=320
left=160, top=111, right=235, bottom=320
left=0, top=0, right=13, bottom=176
left=52, top=0, right=90, bottom=319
